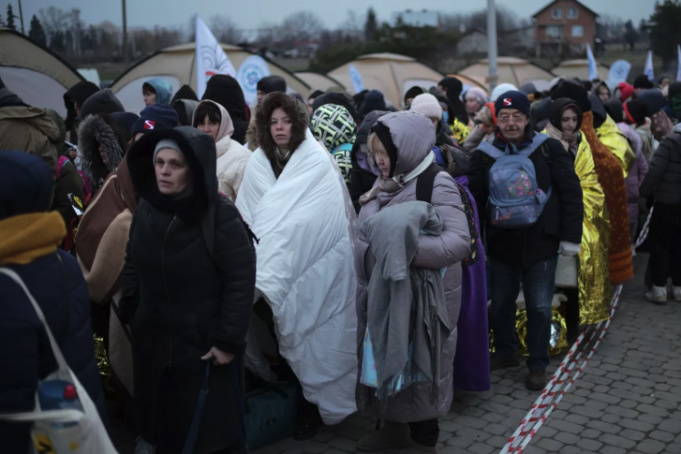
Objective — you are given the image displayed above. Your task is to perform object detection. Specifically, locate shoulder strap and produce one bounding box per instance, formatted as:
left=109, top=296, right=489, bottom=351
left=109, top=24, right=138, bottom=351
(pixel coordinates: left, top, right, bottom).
left=477, top=141, right=505, bottom=160
left=416, top=162, right=442, bottom=204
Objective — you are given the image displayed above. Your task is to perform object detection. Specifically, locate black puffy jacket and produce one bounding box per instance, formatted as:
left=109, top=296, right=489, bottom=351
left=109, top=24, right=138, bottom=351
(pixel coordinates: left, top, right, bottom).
left=121, top=127, right=256, bottom=453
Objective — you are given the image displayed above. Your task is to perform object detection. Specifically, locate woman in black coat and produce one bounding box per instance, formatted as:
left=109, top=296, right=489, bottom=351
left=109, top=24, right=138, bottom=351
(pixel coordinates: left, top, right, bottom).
left=120, top=126, right=256, bottom=454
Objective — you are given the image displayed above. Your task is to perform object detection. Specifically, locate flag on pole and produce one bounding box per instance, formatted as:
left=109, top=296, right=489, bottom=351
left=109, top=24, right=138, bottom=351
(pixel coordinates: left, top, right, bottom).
left=195, top=14, right=237, bottom=99
left=676, top=45, right=681, bottom=82
left=236, top=55, right=271, bottom=107
left=586, top=44, right=598, bottom=81
left=608, top=60, right=632, bottom=89
left=349, top=64, right=365, bottom=93
left=644, top=50, right=654, bottom=82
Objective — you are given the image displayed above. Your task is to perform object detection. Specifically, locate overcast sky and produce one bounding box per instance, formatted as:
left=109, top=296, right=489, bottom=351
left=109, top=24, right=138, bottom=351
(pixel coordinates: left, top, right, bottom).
left=11, top=0, right=655, bottom=32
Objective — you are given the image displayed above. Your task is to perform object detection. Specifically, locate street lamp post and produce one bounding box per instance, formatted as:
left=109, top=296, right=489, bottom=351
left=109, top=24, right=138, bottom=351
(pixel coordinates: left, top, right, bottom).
left=487, top=0, right=498, bottom=92
left=122, top=0, right=128, bottom=61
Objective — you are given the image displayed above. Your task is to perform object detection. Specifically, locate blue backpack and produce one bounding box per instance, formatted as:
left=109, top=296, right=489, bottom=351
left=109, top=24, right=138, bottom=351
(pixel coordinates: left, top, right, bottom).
left=477, top=134, right=552, bottom=228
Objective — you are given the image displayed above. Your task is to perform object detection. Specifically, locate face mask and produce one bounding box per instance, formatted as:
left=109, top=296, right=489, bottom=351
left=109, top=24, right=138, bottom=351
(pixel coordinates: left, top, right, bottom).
left=442, top=112, right=450, bottom=124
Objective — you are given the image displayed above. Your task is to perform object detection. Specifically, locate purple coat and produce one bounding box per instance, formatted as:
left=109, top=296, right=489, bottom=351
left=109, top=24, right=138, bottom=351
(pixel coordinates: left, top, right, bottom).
left=618, top=122, right=650, bottom=224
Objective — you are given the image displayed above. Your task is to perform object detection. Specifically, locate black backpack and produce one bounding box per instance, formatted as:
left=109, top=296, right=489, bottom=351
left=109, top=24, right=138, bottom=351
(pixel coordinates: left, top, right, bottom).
left=415, top=162, right=480, bottom=266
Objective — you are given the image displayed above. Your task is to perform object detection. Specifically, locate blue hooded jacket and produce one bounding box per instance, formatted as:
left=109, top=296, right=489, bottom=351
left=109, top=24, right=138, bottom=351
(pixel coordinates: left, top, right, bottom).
left=143, top=77, right=173, bottom=105
left=0, top=150, right=108, bottom=452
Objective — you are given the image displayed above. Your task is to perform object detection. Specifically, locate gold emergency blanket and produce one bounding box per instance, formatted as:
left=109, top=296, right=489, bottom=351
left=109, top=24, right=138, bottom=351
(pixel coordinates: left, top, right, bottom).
left=596, top=115, right=636, bottom=176
left=574, top=138, right=613, bottom=324
left=488, top=309, right=567, bottom=356
left=451, top=117, right=471, bottom=144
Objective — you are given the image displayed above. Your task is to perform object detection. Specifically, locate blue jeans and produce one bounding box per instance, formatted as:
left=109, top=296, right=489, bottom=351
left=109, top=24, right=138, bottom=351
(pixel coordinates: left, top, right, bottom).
left=489, top=257, right=557, bottom=371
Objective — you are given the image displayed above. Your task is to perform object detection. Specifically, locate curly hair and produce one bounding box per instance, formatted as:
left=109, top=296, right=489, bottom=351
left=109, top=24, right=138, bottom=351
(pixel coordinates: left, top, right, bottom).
left=255, top=92, right=308, bottom=162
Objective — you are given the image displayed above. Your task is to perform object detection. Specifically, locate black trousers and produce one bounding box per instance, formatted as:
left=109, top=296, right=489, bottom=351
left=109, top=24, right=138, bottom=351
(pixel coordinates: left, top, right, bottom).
left=649, top=203, right=681, bottom=287
left=409, top=419, right=439, bottom=447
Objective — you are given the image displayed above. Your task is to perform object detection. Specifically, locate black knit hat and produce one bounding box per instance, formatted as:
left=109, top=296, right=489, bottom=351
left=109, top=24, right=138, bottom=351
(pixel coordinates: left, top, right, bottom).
left=633, top=74, right=654, bottom=89
left=256, top=75, right=286, bottom=94
left=638, top=89, right=665, bottom=117
left=131, top=104, right=179, bottom=137
left=404, top=86, right=425, bottom=104
left=623, top=100, right=647, bottom=126
left=604, top=99, right=624, bottom=124
left=669, top=81, right=681, bottom=99
left=494, top=90, right=531, bottom=118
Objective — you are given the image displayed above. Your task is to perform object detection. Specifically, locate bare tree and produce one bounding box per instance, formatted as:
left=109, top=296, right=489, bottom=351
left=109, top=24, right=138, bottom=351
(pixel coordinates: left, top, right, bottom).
left=209, top=14, right=243, bottom=44
left=282, top=11, right=323, bottom=42
left=39, top=6, right=68, bottom=41
left=340, top=10, right=364, bottom=41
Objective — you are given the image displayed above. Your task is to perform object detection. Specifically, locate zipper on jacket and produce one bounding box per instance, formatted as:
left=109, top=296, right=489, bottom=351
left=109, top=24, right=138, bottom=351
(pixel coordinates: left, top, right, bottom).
left=161, top=215, right=177, bottom=369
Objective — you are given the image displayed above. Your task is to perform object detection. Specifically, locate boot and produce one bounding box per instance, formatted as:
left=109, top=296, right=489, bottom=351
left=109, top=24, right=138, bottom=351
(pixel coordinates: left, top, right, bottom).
left=646, top=285, right=668, bottom=304
left=357, top=421, right=412, bottom=452
left=672, top=286, right=681, bottom=302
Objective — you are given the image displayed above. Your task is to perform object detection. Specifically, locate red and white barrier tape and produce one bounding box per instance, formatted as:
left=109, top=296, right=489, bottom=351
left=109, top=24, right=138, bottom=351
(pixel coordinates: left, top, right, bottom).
left=501, top=284, right=624, bottom=454
left=634, top=205, right=654, bottom=249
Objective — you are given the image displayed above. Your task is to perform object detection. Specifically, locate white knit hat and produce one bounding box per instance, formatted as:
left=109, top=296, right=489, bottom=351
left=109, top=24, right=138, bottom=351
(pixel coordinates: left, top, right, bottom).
left=153, top=138, right=181, bottom=162
left=490, top=83, right=518, bottom=102
left=410, top=93, right=442, bottom=120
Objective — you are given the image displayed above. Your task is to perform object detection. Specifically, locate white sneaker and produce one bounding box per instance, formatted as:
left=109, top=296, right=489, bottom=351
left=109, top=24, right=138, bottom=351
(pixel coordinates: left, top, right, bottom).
left=134, top=437, right=156, bottom=454
left=646, top=285, right=668, bottom=304
left=672, top=286, right=681, bottom=302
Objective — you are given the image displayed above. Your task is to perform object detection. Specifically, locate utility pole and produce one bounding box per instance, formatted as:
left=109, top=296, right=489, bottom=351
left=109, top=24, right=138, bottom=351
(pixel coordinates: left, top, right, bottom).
left=487, top=0, right=498, bottom=92
left=17, top=0, right=25, bottom=34
left=121, top=0, right=128, bottom=61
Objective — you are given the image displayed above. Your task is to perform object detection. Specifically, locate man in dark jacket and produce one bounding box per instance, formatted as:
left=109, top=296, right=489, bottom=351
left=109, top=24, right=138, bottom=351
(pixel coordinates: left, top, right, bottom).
left=639, top=124, right=681, bottom=303
left=0, top=150, right=107, bottom=453
left=469, top=90, right=583, bottom=391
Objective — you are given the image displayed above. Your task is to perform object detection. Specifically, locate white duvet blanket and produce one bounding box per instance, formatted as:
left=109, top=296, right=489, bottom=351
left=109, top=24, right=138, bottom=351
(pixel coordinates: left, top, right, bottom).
left=236, top=130, right=358, bottom=424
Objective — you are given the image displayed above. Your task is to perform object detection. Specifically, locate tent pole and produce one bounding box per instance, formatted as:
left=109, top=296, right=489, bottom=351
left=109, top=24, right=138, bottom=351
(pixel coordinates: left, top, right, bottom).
left=487, top=0, right=498, bottom=92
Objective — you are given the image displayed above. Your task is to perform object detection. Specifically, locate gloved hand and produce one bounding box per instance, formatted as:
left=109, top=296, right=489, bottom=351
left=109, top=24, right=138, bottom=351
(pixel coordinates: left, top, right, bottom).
left=559, top=241, right=581, bottom=257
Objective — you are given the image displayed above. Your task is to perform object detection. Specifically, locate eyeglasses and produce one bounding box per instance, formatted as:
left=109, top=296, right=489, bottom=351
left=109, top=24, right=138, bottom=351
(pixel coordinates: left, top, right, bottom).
left=497, top=114, right=527, bottom=124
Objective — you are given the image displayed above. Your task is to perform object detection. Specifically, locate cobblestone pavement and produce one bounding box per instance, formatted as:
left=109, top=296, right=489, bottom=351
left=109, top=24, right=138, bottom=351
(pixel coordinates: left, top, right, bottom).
left=111, top=253, right=681, bottom=453
left=251, top=253, right=681, bottom=454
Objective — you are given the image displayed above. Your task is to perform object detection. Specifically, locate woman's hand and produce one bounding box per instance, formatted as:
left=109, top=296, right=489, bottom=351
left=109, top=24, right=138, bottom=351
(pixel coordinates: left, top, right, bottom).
left=201, top=346, right=235, bottom=365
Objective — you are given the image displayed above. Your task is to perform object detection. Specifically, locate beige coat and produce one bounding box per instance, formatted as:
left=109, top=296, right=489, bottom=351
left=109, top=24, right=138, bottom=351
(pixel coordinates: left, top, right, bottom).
left=193, top=100, right=251, bottom=202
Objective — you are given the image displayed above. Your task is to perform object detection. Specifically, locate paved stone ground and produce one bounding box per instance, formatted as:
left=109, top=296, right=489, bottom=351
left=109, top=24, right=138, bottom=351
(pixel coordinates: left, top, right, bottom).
left=111, top=253, right=681, bottom=453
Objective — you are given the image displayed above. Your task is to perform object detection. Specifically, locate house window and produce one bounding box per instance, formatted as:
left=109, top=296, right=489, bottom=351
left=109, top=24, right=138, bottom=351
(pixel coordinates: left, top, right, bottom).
left=572, top=43, right=583, bottom=51
left=552, top=8, right=563, bottom=19
left=567, top=8, right=579, bottom=19
left=572, top=25, right=584, bottom=37
left=546, top=25, right=563, bottom=39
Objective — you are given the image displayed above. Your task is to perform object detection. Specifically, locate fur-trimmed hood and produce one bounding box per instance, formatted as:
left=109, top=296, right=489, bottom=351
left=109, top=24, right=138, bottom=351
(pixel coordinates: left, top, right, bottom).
left=78, top=114, right=124, bottom=190
left=255, top=92, right=308, bottom=162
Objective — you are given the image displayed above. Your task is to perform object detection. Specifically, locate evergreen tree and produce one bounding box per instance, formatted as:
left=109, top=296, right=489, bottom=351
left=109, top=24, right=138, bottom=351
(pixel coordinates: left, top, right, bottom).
left=647, top=0, right=681, bottom=67
left=364, top=8, right=377, bottom=42
left=28, top=15, right=47, bottom=47
left=6, top=4, right=16, bottom=31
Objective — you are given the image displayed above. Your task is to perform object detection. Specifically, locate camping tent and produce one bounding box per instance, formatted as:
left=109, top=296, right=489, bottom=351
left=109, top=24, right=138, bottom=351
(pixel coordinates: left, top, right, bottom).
left=458, top=57, right=554, bottom=90
left=327, top=53, right=445, bottom=108
left=0, top=27, right=83, bottom=116
left=552, top=59, right=609, bottom=82
left=110, top=43, right=311, bottom=113
left=295, top=72, right=346, bottom=92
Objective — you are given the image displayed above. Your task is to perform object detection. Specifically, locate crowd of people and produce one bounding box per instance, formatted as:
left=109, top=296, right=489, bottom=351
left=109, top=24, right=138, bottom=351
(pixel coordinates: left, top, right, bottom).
left=0, top=65, right=679, bottom=454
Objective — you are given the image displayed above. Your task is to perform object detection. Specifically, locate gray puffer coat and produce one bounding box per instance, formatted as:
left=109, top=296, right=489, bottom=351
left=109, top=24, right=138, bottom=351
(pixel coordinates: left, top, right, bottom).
left=355, top=111, right=471, bottom=422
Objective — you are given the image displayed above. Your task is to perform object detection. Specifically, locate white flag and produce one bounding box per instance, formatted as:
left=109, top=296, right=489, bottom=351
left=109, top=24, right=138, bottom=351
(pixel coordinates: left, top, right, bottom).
left=236, top=55, right=271, bottom=107
left=195, top=14, right=237, bottom=99
left=608, top=60, right=631, bottom=89
left=349, top=64, right=365, bottom=93
left=586, top=44, right=598, bottom=81
left=644, top=50, right=654, bottom=82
